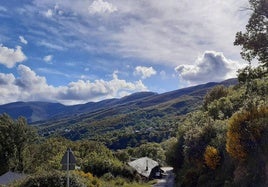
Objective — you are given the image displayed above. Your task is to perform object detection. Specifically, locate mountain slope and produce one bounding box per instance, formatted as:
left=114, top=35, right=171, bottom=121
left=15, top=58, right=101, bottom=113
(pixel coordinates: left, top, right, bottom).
left=0, top=79, right=237, bottom=123
left=0, top=79, right=238, bottom=149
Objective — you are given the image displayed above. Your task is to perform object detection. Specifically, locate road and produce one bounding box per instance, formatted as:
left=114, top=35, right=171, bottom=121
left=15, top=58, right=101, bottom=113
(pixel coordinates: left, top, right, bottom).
left=153, top=167, right=174, bottom=187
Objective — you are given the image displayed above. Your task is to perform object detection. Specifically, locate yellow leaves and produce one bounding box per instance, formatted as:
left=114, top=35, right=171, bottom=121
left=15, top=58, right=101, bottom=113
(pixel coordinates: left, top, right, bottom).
left=204, top=146, right=221, bottom=170
left=226, top=131, right=247, bottom=161
left=226, top=106, right=268, bottom=161
left=75, top=170, right=94, bottom=181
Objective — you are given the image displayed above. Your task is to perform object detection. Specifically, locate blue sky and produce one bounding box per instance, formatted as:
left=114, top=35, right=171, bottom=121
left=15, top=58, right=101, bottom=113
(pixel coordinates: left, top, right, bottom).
left=0, top=0, right=249, bottom=105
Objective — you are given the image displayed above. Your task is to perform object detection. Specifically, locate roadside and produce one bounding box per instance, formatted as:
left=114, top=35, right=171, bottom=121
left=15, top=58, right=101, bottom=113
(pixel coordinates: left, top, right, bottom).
left=153, top=167, right=174, bottom=187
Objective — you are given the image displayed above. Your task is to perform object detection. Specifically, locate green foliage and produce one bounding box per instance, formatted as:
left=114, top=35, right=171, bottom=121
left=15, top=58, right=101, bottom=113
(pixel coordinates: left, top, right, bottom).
left=0, top=114, right=38, bottom=174
left=20, top=138, right=135, bottom=180
left=114, top=150, right=130, bottom=163
left=177, top=112, right=217, bottom=166
left=203, top=85, right=229, bottom=111
left=130, top=143, right=166, bottom=165
left=242, top=76, right=268, bottom=110
left=169, top=74, right=267, bottom=186
left=22, top=137, right=70, bottom=173
left=234, top=0, right=268, bottom=65
left=13, top=170, right=98, bottom=187
left=164, top=137, right=184, bottom=172
left=204, top=85, right=244, bottom=120
left=35, top=83, right=221, bottom=150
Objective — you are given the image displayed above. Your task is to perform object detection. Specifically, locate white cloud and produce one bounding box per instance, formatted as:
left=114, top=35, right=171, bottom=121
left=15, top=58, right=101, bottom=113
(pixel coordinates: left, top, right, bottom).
left=0, top=44, right=27, bottom=68
left=175, top=51, right=242, bottom=84
left=19, top=36, right=28, bottom=44
left=111, top=0, right=249, bottom=66
left=43, top=55, right=53, bottom=62
left=44, top=9, right=53, bottom=17
left=29, top=0, right=248, bottom=67
left=0, top=65, right=147, bottom=105
left=39, top=41, right=65, bottom=50
left=88, top=0, right=117, bottom=14
left=134, top=66, right=157, bottom=79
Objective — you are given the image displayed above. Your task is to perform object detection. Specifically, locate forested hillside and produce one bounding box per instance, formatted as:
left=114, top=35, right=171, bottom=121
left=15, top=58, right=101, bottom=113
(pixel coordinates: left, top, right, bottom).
left=0, top=78, right=237, bottom=150
left=0, top=0, right=266, bottom=186
left=35, top=79, right=236, bottom=150
left=166, top=0, right=268, bottom=186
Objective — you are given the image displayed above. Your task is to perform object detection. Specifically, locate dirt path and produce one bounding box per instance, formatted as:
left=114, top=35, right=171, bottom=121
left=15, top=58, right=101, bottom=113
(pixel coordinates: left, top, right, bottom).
left=153, top=167, right=174, bottom=187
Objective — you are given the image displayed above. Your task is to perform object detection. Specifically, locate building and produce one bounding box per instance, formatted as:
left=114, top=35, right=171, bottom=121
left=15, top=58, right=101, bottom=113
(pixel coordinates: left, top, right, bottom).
left=128, top=157, right=162, bottom=179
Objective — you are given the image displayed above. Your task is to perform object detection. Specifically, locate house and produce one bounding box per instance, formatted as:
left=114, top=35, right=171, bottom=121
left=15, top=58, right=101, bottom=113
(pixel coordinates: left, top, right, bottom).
left=0, top=171, right=27, bottom=186
left=128, top=157, right=162, bottom=179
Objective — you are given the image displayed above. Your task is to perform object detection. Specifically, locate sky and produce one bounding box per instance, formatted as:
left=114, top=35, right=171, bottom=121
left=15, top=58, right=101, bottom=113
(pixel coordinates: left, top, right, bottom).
left=0, top=0, right=250, bottom=105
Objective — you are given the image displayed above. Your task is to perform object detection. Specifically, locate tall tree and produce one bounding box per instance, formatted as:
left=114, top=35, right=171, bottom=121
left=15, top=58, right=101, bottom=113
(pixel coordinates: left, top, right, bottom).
left=0, top=114, right=38, bottom=174
left=234, top=0, right=268, bottom=67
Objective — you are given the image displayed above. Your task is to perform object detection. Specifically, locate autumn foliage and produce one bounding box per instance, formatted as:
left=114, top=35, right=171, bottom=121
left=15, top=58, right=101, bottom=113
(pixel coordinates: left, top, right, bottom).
left=204, top=146, right=221, bottom=170
left=226, top=106, right=268, bottom=161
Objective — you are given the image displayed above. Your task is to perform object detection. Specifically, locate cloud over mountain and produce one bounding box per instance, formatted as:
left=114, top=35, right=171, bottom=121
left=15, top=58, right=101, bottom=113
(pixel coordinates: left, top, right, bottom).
left=175, top=51, right=241, bottom=84
left=0, top=0, right=249, bottom=104
left=0, top=65, right=147, bottom=105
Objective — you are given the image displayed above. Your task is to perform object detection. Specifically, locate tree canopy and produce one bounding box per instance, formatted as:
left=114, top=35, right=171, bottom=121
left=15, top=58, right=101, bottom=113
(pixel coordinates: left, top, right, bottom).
left=234, top=0, right=268, bottom=67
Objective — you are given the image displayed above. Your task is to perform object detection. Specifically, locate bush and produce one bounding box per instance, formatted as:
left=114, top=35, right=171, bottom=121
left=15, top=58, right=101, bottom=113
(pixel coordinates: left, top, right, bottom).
left=14, top=171, right=88, bottom=187
left=226, top=106, right=268, bottom=161
left=204, top=146, right=221, bottom=170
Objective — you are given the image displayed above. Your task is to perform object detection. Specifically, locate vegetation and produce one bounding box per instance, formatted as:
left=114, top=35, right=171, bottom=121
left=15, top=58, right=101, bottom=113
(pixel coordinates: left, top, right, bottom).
left=0, top=1, right=266, bottom=186
left=204, top=146, right=221, bottom=170
left=167, top=0, right=268, bottom=185
left=234, top=0, right=268, bottom=66
left=0, top=114, right=38, bottom=175
left=168, top=75, right=267, bottom=186
left=0, top=115, right=168, bottom=186
left=32, top=79, right=235, bottom=150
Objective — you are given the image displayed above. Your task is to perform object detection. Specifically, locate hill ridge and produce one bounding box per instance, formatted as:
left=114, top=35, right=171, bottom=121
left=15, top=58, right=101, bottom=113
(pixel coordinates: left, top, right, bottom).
left=0, top=78, right=238, bottom=123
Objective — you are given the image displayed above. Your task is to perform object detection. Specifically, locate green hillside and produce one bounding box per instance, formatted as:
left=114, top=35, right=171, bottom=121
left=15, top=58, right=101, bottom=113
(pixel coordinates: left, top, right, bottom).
left=34, top=79, right=237, bottom=149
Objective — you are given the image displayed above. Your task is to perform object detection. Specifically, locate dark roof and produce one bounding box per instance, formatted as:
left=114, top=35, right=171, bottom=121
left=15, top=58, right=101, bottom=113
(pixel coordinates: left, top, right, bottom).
left=0, top=171, right=27, bottom=186
left=128, top=157, right=159, bottom=178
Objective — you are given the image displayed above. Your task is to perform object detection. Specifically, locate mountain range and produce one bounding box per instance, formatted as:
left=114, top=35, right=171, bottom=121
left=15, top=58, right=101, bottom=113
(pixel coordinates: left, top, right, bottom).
left=0, top=78, right=237, bottom=123
left=0, top=78, right=238, bottom=148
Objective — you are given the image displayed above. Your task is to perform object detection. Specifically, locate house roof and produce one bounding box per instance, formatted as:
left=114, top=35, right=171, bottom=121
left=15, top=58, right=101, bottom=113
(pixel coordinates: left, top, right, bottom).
left=0, top=171, right=27, bottom=186
left=128, top=157, right=159, bottom=178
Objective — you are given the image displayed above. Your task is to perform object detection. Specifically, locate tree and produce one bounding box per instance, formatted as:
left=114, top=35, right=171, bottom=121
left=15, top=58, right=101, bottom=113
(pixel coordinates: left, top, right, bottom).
left=131, top=142, right=166, bottom=164
left=0, top=114, right=38, bottom=174
left=204, top=146, right=221, bottom=170
left=234, top=0, right=268, bottom=67
left=226, top=106, right=268, bottom=161
left=0, top=114, right=14, bottom=174
left=22, top=137, right=70, bottom=173
left=203, top=85, right=229, bottom=111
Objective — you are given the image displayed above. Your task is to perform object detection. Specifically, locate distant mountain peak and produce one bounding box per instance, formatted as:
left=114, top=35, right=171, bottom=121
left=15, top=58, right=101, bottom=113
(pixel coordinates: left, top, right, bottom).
left=0, top=79, right=237, bottom=123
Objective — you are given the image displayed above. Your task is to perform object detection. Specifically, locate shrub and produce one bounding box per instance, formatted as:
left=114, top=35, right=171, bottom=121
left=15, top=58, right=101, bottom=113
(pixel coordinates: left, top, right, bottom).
left=226, top=106, right=268, bottom=161
left=204, top=146, right=221, bottom=170
left=14, top=171, right=87, bottom=187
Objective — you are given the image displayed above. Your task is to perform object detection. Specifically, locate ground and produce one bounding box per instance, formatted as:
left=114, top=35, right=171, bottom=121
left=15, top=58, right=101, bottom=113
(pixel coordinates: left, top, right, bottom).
left=153, top=167, right=174, bottom=187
